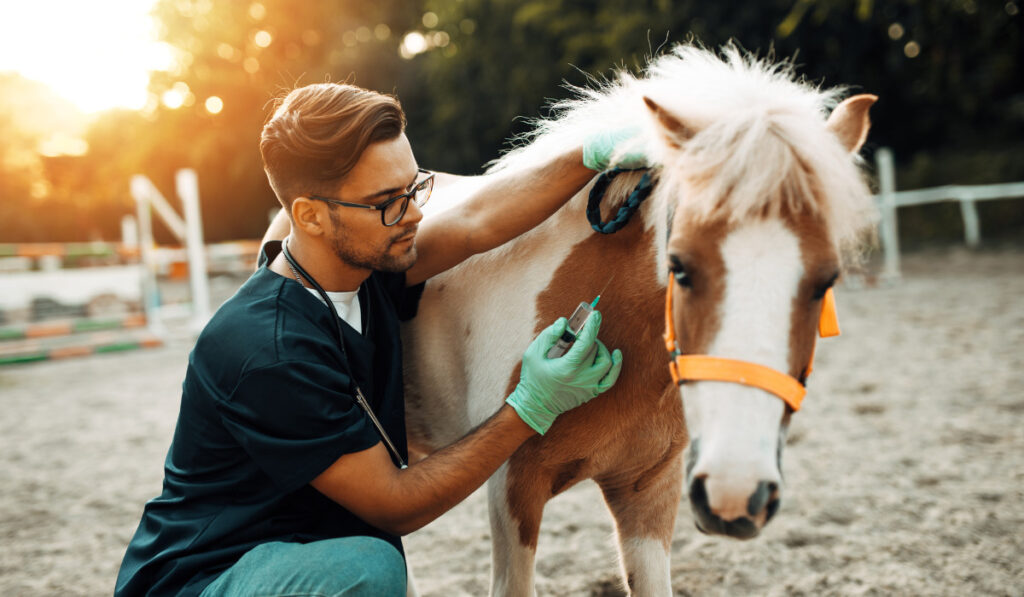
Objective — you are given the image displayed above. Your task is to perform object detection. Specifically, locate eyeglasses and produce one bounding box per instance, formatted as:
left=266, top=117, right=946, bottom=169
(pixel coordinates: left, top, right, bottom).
left=309, top=168, right=434, bottom=227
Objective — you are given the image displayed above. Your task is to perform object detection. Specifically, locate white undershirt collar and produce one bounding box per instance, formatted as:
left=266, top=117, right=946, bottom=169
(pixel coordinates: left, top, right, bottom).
left=305, top=287, right=362, bottom=334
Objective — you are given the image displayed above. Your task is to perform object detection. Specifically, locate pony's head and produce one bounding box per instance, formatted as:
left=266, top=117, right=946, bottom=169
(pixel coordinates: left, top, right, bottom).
left=492, top=44, right=877, bottom=540
left=641, top=47, right=876, bottom=539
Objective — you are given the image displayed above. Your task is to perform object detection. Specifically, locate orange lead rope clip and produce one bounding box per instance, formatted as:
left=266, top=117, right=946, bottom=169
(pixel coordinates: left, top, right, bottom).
left=664, top=285, right=841, bottom=412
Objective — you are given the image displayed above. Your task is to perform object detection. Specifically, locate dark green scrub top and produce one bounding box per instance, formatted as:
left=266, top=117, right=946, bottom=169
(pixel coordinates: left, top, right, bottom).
left=115, top=241, right=424, bottom=597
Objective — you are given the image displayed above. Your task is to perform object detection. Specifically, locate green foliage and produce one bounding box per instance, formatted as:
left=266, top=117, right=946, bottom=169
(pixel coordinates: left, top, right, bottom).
left=137, top=0, right=420, bottom=241
left=408, top=0, right=1023, bottom=173
left=406, top=0, right=1023, bottom=242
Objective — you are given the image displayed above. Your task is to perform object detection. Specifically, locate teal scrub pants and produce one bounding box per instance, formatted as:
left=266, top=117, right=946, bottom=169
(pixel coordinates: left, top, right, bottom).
left=200, top=536, right=406, bottom=597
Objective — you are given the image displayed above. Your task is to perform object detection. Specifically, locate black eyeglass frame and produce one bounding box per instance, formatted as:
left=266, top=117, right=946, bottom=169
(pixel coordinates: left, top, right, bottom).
left=308, top=168, right=434, bottom=226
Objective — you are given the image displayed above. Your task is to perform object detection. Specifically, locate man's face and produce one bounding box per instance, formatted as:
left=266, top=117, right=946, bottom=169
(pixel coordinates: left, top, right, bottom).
left=326, top=133, right=423, bottom=273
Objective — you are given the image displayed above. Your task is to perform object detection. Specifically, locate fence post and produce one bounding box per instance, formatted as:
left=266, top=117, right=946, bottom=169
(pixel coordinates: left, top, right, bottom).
left=958, top=191, right=981, bottom=248
left=121, top=215, right=138, bottom=249
left=876, top=148, right=901, bottom=280
left=131, top=176, right=164, bottom=336
left=176, top=169, right=212, bottom=331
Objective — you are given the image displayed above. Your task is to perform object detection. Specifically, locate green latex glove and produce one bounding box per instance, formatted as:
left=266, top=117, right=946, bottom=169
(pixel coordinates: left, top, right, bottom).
left=506, top=311, right=624, bottom=435
left=582, top=126, right=648, bottom=171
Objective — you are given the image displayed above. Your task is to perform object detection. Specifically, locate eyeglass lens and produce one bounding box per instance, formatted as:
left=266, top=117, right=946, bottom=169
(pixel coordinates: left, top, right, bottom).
left=383, top=174, right=433, bottom=225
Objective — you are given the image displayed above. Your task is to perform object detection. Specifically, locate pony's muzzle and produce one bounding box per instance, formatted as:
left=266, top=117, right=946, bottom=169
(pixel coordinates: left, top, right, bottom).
left=688, top=475, right=781, bottom=540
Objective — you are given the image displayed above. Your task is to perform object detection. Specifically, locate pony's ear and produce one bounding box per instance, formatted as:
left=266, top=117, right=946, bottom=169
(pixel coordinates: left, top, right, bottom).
left=643, top=96, right=697, bottom=148
left=826, top=94, right=877, bottom=153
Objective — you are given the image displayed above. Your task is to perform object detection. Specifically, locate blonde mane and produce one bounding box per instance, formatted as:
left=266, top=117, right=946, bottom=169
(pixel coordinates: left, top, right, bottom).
left=490, top=43, right=876, bottom=259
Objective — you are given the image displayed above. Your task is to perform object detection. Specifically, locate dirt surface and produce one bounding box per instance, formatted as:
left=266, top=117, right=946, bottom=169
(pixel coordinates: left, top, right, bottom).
left=1, top=247, right=1021, bottom=596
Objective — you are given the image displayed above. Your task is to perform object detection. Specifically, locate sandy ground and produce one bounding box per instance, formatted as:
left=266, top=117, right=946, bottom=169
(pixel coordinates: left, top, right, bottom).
left=1, top=247, right=1021, bottom=596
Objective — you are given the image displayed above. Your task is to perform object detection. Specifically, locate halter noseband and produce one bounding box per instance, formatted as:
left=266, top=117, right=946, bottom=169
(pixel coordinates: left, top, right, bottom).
left=663, top=284, right=840, bottom=412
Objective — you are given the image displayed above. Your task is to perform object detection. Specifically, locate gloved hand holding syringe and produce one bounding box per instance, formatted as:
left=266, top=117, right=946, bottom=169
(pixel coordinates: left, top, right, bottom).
left=505, top=297, right=623, bottom=435
left=546, top=296, right=602, bottom=359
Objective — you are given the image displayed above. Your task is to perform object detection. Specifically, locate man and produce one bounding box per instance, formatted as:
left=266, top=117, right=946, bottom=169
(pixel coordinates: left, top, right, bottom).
left=115, top=83, right=631, bottom=596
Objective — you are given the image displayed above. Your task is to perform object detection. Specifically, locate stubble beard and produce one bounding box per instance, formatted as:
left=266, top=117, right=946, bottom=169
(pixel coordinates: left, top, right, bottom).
left=329, top=210, right=417, bottom=273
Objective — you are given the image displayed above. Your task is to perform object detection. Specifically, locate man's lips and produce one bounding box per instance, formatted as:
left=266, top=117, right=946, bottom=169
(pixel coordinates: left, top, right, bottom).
left=392, top=228, right=417, bottom=245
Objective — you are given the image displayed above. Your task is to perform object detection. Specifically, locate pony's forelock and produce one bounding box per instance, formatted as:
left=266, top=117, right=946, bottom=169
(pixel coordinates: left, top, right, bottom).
left=490, top=43, right=877, bottom=263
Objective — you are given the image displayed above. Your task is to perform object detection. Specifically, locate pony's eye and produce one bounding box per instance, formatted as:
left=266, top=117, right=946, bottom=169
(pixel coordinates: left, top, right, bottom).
left=668, top=259, right=692, bottom=289
left=812, top=273, right=839, bottom=300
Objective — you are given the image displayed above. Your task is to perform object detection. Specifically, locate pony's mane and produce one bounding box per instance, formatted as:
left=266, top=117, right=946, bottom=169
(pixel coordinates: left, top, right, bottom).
left=490, top=44, right=876, bottom=259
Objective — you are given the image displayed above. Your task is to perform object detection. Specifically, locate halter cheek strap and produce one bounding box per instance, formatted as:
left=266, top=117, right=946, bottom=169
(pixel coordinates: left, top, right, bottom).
left=663, top=285, right=840, bottom=412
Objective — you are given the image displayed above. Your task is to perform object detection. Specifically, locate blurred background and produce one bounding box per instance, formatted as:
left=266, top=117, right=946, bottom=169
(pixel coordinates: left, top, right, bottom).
left=2, top=4, right=1023, bottom=595
left=1, top=0, right=1022, bottom=248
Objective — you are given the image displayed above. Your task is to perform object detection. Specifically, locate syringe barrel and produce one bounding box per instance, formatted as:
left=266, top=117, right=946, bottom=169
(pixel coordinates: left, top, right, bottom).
left=546, top=302, right=594, bottom=358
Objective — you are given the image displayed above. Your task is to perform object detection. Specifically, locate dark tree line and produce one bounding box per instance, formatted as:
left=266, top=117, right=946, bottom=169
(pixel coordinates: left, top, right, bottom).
left=1, top=0, right=1020, bottom=244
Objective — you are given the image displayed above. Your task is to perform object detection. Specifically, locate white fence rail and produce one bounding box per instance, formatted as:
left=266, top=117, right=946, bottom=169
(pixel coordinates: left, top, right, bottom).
left=874, top=147, right=1024, bottom=279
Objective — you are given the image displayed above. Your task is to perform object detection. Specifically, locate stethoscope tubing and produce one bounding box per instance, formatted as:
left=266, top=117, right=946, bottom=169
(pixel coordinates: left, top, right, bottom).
left=281, top=238, right=408, bottom=468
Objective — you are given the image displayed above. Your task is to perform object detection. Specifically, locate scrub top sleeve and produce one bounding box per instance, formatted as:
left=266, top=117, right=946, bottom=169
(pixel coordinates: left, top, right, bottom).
left=216, top=360, right=380, bottom=493
left=377, top=271, right=425, bottom=321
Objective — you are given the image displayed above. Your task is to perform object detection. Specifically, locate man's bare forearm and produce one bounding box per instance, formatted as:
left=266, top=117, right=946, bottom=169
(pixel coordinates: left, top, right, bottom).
left=460, top=147, right=593, bottom=253
left=386, top=405, right=534, bottom=534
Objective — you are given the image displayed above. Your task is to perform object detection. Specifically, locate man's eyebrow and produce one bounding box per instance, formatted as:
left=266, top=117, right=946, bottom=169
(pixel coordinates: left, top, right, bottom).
left=358, top=170, right=420, bottom=203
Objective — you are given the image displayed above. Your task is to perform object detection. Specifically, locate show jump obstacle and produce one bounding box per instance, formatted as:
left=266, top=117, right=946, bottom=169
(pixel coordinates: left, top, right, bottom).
left=0, top=241, right=160, bottom=365
left=0, top=169, right=228, bottom=366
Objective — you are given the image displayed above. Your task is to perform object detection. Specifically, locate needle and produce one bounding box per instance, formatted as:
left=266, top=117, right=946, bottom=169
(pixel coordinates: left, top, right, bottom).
left=591, top=274, right=616, bottom=307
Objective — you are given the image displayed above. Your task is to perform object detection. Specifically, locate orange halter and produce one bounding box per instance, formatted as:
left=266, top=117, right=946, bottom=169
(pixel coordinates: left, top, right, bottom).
left=663, top=284, right=841, bottom=412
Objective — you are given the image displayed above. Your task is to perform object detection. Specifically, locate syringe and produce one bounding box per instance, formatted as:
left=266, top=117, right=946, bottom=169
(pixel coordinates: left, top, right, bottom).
left=546, top=296, right=601, bottom=359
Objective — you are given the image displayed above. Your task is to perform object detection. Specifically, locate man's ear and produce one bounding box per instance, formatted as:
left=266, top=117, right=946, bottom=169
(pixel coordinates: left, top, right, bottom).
left=291, top=196, right=328, bottom=237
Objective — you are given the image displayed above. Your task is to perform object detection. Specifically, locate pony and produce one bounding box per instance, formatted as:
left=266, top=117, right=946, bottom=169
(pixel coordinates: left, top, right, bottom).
left=402, top=44, right=877, bottom=596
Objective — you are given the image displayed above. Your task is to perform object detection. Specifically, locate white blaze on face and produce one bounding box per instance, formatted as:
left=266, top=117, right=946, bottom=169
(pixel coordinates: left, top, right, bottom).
left=682, top=219, right=802, bottom=516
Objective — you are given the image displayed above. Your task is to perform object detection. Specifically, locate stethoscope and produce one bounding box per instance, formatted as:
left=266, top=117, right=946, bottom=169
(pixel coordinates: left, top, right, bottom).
left=281, top=238, right=408, bottom=468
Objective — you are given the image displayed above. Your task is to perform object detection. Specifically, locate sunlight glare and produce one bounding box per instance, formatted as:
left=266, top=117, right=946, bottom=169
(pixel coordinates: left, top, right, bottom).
left=400, top=32, right=428, bottom=59
left=248, top=2, right=266, bottom=20
left=254, top=30, right=273, bottom=48
left=38, top=133, right=89, bottom=157
left=162, top=89, right=185, bottom=109
left=204, top=96, right=223, bottom=114
left=0, top=0, right=172, bottom=113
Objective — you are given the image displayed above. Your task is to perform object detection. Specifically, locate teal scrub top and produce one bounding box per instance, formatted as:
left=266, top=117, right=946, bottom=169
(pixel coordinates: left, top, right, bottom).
left=115, top=241, right=424, bottom=597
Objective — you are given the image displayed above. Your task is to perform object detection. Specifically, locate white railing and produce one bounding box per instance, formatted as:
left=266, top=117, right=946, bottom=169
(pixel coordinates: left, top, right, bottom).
left=130, top=169, right=211, bottom=333
left=874, top=147, right=1024, bottom=279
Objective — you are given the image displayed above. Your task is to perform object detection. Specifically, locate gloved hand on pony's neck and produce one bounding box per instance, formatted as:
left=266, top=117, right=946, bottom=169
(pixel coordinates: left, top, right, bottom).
left=582, top=126, right=648, bottom=171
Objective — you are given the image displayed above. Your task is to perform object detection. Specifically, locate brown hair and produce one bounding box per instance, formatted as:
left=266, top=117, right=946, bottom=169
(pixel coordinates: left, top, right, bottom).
left=260, top=83, right=406, bottom=209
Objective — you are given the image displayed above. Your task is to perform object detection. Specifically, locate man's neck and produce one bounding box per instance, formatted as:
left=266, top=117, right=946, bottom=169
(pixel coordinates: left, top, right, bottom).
left=272, top=236, right=369, bottom=292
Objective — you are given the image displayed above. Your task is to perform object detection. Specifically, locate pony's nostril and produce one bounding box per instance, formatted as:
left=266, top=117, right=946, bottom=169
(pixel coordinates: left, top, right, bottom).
left=689, top=475, right=711, bottom=515
left=746, top=480, right=779, bottom=517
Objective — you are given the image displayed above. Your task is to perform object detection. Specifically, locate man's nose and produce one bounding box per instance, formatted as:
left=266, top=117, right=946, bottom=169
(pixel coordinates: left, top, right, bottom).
left=402, top=198, right=424, bottom=226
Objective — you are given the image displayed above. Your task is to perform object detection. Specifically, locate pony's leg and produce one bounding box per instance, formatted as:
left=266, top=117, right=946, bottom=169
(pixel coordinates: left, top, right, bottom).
left=487, top=463, right=544, bottom=597
left=597, top=455, right=683, bottom=597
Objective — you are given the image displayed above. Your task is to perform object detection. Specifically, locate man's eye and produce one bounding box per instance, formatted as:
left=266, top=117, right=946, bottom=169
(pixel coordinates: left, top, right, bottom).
left=378, top=193, right=403, bottom=207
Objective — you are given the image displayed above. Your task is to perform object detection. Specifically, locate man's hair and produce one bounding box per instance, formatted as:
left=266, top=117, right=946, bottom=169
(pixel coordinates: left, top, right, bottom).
left=260, top=83, right=406, bottom=209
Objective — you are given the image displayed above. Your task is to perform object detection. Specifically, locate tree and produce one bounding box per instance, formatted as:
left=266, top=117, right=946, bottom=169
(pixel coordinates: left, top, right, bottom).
left=3, top=0, right=1020, bottom=242
left=125, top=0, right=421, bottom=241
